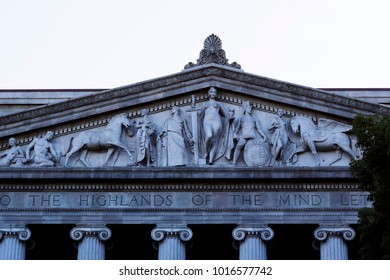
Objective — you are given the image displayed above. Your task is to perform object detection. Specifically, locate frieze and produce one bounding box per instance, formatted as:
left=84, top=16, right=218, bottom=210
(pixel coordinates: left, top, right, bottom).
left=0, top=191, right=371, bottom=211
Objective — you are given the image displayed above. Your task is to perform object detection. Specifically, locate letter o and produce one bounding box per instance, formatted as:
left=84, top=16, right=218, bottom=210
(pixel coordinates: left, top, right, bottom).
left=0, top=195, right=11, bottom=206
left=192, top=195, right=203, bottom=206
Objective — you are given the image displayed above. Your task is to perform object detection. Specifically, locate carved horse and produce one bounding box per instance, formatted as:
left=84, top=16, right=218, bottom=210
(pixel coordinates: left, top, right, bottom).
left=64, top=114, right=134, bottom=167
left=288, top=116, right=358, bottom=165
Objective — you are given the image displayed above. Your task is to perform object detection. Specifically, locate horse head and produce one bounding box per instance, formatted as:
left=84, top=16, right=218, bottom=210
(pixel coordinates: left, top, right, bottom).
left=291, top=117, right=317, bottom=135
left=290, top=117, right=300, bottom=134
left=109, top=114, right=131, bottom=127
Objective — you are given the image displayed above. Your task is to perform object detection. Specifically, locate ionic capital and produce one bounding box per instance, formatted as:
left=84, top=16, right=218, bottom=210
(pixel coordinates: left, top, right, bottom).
left=0, top=226, right=31, bottom=241
left=70, top=225, right=112, bottom=241
left=232, top=225, right=274, bottom=241
left=151, top=225, right=193, bottom=242
left=314, top=226, right=356, bottom=241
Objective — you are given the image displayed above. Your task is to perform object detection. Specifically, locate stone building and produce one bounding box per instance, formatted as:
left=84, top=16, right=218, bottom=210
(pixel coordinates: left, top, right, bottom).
left=0, top=34, right=387, bottom=260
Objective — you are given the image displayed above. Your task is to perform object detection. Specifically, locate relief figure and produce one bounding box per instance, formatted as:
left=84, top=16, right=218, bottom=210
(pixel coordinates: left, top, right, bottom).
left=233, top=101, right=267, bottom=165
left=26, top=131, right=59, bottom=167
left=199, top=87, right=228, bottom=164
left=267, top=108, right=289, bottom=166
left=157, top=106, right=193, bottom=166
left=224, top=107, right=237, bottom=160
left=136, top=109, right=156, bottom=166
left=0, top=137, right=26, bottom=167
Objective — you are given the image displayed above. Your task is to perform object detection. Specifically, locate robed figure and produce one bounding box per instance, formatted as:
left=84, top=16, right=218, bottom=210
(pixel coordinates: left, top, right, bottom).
left=136, top=109, right=156, bottom=166
left=157, top=106, right=193, bottom=166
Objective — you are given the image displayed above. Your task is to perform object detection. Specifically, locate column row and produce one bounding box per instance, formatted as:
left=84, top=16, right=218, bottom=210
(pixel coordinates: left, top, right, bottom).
left=0, top=224, right=356, bottom=260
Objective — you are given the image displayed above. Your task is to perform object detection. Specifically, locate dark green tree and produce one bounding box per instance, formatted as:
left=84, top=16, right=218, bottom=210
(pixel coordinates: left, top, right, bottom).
left=350, top=114, right=390, bottom=259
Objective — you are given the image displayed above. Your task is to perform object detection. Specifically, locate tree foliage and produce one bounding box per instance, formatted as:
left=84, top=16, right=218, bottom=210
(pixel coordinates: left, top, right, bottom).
left=350, top=114, right=390, bottom=259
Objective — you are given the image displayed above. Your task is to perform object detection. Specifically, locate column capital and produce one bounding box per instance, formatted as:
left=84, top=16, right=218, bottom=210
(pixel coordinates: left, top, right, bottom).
left=232, top=225, right=274, bottom=241
left=0, top=226, right=31, bottom=241
left=314, top=226, right=356, bottom=241
left=151, top=225, right=193, bottom=242
left=70, top=225, right=112, bottom=241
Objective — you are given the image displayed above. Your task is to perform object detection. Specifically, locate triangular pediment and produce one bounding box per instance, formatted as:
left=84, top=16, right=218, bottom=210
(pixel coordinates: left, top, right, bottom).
left=0, top=35, right=387, bottom=169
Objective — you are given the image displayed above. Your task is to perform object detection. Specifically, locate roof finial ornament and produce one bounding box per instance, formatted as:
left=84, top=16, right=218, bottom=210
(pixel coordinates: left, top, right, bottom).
left=184, top=34, right=241, bottom=70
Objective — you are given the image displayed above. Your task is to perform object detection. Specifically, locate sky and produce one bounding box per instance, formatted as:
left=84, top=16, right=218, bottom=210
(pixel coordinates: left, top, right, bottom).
left=1, top=0, right=390, bottom=89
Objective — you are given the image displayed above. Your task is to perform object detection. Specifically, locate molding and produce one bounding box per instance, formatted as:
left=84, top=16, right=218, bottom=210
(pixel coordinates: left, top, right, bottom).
left=0, top=182, right=360, bottom=191
left=0, top=166, right=354, bottom=181
left=0, top=207, right=362, bottom=213
left=1, top=65, right=389, bottom=139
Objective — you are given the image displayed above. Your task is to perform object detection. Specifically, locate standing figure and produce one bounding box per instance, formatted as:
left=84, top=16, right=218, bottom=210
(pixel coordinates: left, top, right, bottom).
left=0, top=137, right=26, bottom=167
left=26, top=131, right=59, bottom=167
left=200, top=87, right=228, bottom=164
left=224, top=107, right=237, bottom=160
left=157, top=106, right=193, bottom=166
left=268, top=108, right=289, bottom=166
left=136, top=109, right=156, bottom=166
left=233, top=101, right=267, bottom=165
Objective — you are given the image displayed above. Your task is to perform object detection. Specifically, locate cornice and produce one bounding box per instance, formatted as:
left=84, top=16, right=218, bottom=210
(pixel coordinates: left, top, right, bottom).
left=0, top=166, right=353, bottom=182
left=1, top=65, right=388, bottom=139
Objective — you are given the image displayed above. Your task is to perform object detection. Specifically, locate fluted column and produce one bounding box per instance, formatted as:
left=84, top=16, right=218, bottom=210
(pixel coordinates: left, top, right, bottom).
left=70, top=225, right=112, bottom=260
left=151, top=225, right=193, bottom=260
left=0, top=226, right=31, bottom=260
left=232, top=225, right=274, bottom=260
left=314, top=226, right=356, bottom=260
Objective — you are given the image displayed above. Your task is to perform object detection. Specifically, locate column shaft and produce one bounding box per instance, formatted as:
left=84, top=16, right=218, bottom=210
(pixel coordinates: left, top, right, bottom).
left=0, top=235, right=26, bottom=260
left=320, top=235, right=348, bottom=260
left=239, top=235, right=267, bottom=260
left=158, top=235, right=186, bottom=260
left=77, top=235, right=105, bottom=260
left=232, top=225, right=274, bottom=260
left=151, top=225, right=192, bottom=260
left=314, top=226, right=356, bottom=260
left=70, top=226, right=112, bottom=260
left=0, top=226, right=31, bottom=260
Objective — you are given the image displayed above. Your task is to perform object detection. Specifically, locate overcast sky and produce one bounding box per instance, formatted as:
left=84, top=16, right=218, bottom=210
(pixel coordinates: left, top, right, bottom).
left=1, top=0, right=389, bottom=89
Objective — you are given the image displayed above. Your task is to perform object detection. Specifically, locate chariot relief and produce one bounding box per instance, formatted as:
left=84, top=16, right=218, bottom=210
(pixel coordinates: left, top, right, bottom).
left=0, top=88, right=360, bottom=168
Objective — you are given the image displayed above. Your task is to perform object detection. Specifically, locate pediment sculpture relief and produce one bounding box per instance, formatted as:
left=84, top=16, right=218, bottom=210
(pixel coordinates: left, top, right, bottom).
left=63, top=113, right=135, bottom=167
left=287, top=116, right=360, bottom=165
left=0, top=87, right=361, bottom=168
left=0, top=137, right=26, bottom=167
left=157, top=106, right=194, bottom=167
left=135, top=109, right=157, bottom=166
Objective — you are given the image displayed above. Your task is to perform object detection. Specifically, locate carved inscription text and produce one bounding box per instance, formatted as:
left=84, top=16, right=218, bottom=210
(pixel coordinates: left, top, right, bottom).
left=0, top=191, right=371, bottom=210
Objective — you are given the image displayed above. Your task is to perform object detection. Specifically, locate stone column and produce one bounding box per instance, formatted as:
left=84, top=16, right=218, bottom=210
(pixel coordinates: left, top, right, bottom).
left=314, top=226, right=356, bottom=260
left=232, top=225, right=274, bottom=260
left=70, top=225, right=112, bottom=260
left=151, top=225, right=193, bottom=260
left=0, top=226, right=31, bottom=260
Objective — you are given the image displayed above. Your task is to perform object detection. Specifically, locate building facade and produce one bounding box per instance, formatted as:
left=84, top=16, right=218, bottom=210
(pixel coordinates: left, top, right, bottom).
left=0, top=34, right=386, bottom=260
